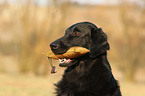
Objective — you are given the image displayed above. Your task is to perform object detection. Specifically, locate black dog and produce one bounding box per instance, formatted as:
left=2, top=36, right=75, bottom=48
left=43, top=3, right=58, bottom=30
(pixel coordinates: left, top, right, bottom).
left=50, top=22, right=121, bottom=96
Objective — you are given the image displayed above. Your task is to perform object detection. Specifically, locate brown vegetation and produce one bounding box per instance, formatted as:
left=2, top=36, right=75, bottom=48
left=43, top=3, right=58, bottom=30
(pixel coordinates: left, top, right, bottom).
left=0, top=0, right=145, bottom=82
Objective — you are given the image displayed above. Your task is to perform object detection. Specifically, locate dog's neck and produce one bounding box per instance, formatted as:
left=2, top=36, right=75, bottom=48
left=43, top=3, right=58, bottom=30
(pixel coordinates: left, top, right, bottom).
left=58, top=52, right=120, bottom=96
left=80, top=52, right=111, bottom=73
left=65, top=52, right=111, bottom=76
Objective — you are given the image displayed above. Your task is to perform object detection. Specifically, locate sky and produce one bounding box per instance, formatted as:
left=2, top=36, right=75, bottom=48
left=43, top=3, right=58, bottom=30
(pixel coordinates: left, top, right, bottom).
left=33, top=0, right=144, bottom=6
left=0, top=0, right=116, bottom=5
left=71, top=0, right=118, bottom=5
left=0, top=0, right=144, bottom=6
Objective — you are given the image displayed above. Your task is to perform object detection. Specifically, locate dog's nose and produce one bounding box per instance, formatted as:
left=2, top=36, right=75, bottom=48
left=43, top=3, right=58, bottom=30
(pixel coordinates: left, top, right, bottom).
left=50, top=43, right=58, bottom=50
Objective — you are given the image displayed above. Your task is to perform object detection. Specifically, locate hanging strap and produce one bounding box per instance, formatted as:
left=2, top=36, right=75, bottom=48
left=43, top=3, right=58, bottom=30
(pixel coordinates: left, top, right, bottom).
left=48, top=57, right=56, bottom=74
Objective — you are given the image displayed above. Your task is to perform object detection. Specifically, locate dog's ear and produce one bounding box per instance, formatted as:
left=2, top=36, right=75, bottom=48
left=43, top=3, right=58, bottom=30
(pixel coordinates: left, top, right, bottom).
left=89, top=28, right=110, bottom=59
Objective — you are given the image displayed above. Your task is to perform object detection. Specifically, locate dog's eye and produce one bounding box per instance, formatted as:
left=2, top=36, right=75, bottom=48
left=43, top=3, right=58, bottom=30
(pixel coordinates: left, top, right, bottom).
left=73, top=32, right=80, bottom=36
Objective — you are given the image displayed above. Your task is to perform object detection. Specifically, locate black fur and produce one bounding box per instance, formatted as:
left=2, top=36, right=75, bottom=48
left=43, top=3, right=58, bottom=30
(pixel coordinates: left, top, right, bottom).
left=50, top=22, right=122, bottom=96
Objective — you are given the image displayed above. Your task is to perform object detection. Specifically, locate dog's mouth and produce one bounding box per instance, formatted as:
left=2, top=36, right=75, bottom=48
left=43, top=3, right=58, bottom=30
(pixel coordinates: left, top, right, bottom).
left=59, top=58, right=78, bottom=67
left=58, top=52, right=90, bottom=67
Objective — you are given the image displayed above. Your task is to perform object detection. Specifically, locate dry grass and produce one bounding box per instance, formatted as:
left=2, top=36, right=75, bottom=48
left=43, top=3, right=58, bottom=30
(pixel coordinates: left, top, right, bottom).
left=0, top=73, right=145, bottom=96
left=0, top=2, right=145, bottom=94
left=0, top=73, right=60, bottom=96
left=0, top=3, right=144, bottom=77
left=120, top=81, right=145, bottom=96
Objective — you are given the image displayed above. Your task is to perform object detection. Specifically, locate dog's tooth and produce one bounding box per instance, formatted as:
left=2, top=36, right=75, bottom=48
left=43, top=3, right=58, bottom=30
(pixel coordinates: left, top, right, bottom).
left=64, top=58, right=66, bottom=61
left=59, top=59, right=61, bottom=63
left=59, top=59, right=63, bottom=63
left=59, top=59, right=66, bottom=63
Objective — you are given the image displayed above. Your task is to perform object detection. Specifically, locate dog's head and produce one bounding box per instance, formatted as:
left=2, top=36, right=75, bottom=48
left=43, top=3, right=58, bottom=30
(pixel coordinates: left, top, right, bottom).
left=50, top=22, right=110, bottom=67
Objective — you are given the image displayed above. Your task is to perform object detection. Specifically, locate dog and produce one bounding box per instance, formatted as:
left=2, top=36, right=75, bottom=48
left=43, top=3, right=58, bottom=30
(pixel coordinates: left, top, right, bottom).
left=50, top=22, right=122, bottom=96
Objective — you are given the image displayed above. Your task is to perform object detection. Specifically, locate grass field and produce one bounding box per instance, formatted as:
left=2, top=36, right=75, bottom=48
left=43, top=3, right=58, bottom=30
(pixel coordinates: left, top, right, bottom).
left=0, top=73, right=145, bottom=96
left=0, top=73, right=61, bottom=96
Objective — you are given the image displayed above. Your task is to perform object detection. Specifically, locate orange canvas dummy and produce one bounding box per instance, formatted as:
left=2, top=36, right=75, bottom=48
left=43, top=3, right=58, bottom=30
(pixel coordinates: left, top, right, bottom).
left=43, top=47, right=90, bottom=74
left=43, top=47, right=90, bottom=59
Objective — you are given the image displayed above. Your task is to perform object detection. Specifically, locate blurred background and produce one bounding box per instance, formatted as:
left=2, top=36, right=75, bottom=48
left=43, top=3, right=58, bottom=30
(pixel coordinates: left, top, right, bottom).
left=0, top=0, right=145, bottom=96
